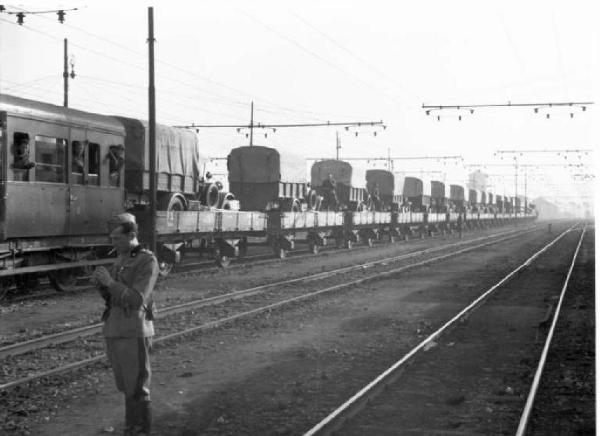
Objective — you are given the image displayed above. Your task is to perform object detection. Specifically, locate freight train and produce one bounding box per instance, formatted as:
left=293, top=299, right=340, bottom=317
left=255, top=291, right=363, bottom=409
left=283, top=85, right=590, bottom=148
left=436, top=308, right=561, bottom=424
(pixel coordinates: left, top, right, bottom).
left=0, top=94, right=537, bottom=298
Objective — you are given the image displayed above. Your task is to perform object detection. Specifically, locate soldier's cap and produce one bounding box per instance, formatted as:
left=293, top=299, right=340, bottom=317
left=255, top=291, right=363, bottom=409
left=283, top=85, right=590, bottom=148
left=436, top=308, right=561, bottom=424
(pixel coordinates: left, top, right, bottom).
left=107, top=213, right=137, bottom=231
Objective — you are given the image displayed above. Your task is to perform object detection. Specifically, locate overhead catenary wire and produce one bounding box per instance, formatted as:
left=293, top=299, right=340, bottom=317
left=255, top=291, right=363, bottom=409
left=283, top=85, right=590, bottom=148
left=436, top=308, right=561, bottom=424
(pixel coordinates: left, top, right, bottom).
left=1, top=12, right=371, bottom=125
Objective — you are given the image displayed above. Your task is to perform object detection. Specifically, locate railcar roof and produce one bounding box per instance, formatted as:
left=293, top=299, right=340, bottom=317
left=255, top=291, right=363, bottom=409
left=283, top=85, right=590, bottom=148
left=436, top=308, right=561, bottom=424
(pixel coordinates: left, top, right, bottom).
left=0, top=94, right=125, bottom=134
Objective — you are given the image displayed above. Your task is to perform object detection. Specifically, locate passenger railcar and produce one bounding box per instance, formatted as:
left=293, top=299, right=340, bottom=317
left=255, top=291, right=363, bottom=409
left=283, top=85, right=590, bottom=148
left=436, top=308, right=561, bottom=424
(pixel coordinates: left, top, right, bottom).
left=0, top=94, right=225, bottom=295
left=0, top=94, right=127, bottom=293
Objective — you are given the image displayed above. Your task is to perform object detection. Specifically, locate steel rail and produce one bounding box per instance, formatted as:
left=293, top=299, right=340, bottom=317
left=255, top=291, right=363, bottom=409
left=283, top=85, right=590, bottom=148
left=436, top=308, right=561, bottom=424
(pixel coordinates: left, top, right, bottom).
left=515, top=225, right=587, bottom=436
left=0, top=225, right=538, bottom=359
left=302, top=223, right=580, bottom=436
left=0, top=224, right=544, bottom=392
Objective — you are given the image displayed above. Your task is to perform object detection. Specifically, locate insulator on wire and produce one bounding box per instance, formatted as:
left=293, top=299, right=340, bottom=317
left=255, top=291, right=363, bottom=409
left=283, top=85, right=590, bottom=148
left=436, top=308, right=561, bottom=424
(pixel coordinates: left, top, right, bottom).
left=16, top=12, right=24, bottom=25
left=57, top=10, right=65, bottom=23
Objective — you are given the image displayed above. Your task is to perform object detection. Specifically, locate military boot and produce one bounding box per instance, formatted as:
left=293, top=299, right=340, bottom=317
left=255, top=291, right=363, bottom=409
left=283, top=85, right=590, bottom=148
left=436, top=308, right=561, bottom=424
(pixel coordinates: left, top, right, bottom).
left=124, top=397, right=138, bottom=436
left=136, top=400, right=152, bottom=435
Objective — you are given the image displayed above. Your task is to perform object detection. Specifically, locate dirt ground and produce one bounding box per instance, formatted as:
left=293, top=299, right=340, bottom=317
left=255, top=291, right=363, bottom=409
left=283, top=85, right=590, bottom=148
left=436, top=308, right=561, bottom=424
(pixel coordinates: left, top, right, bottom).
left=19, top=222, right=576, bottom=435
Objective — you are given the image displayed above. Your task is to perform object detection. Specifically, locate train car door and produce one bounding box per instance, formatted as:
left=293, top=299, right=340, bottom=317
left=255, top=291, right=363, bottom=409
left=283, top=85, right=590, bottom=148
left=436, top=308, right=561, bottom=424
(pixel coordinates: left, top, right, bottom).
left=67, top=128, right=124, bottom=237
left=67, top=128, right=88, bottom=236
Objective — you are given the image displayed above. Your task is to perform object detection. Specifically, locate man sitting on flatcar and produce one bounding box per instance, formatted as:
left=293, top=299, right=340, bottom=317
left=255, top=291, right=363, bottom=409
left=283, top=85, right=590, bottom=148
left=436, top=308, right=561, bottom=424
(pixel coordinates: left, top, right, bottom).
left=322, top=174, right=338, bottom=210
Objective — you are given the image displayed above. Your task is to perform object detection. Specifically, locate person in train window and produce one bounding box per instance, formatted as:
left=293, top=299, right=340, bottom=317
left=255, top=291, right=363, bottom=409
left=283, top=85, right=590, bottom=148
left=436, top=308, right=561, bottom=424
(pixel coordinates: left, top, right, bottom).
left=12, top=132, right=36, bottom=170
left=92, top=213, right=158, bottom=436
left=108, top=145, right=125, bottom=185
left=72, top=140, right=85, bottom=173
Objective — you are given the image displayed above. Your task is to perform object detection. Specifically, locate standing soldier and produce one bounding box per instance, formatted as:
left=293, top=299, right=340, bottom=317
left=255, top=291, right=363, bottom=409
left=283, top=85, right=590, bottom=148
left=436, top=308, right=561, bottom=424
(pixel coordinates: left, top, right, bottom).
left=93, top=213, right=159, bottom=436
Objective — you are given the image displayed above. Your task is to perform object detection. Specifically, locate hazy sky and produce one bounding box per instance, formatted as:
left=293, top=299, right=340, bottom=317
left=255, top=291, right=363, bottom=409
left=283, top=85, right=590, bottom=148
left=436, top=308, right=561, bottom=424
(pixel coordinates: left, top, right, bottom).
left=1, top=0, right=596, bottom=209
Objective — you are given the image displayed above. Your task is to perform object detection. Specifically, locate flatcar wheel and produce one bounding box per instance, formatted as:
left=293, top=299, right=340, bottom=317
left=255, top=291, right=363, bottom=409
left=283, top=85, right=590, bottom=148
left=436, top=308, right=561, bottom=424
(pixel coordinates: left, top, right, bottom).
left=216, top=254, right=231, bottom=268
left=48, top=269, right=78, bottom=293
left=158, top=261, right=174, bottom=278
left=308, top=242, right=319, bottom=255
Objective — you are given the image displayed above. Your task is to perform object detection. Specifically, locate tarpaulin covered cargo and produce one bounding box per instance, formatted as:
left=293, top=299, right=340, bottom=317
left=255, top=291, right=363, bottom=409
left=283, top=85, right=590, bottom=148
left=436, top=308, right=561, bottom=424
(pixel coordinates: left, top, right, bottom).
left=228, top=145, right=306, bottom=184
left=311, top=159, right=365, bottom=188
left=114, top=117, right=202, bottom=195
left=402, top=176, right=432, bottom=197
left=431, top=181, right=446, bottom=199
left=365, top=169, right=396, bottom=196
left=450, top=184, right=465, bottom=201
left=468, top=189, right=478, bottom=204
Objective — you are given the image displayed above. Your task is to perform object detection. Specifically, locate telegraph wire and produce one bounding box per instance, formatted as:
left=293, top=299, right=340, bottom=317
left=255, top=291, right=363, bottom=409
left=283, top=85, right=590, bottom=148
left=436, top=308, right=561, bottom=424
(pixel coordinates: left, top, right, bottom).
left=8, top=4, right=374, bottom=123
left=289, top=9, right=418, bottom=102
left=2, top=10, right=377, bottom=126
left=240, top=9, right=406, bottom=109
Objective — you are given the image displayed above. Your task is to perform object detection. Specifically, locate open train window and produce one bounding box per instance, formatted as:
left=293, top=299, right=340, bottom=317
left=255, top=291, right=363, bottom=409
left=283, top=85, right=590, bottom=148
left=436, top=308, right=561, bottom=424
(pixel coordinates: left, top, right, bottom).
left=108, top=144, right=124, bottom=187
left=71, top=140, right=85, bottom=185
left=88, top=142, right=100, bottom=186
left=35, top=135, right=66, bottom=183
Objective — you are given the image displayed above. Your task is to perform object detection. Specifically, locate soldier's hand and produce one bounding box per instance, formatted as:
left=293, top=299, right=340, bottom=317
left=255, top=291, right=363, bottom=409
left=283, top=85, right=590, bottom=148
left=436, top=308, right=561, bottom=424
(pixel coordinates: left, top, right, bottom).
left=93, top=267, right=114, bottom=287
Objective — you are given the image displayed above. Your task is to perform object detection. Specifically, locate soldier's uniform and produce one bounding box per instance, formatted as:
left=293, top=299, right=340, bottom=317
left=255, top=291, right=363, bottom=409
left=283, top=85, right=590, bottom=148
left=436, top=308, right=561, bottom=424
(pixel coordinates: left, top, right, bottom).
left=100, top=228, right=158, bottom=436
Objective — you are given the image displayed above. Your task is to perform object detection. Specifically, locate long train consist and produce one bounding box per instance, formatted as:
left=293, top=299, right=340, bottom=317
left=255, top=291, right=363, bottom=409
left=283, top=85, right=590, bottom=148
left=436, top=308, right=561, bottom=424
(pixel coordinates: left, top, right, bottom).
left=0, top=94, right=536, bottom=297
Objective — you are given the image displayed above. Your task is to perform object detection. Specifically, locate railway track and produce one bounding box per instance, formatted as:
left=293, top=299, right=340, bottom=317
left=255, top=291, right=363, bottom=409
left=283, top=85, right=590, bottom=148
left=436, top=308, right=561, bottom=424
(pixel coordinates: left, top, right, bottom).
left=0, top=224, right=545, bottom=392
left=302, top=223, right=584, bottom=436
left=1, top=221, right=524, bottom=304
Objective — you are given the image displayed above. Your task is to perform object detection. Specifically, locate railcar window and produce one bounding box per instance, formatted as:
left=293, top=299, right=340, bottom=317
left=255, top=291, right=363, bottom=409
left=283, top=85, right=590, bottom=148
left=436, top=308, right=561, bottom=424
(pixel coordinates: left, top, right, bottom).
left=71, top=140, right=85, bottom=185
left=88, top=142, right=100, bottom=185
left=35, top=135, right=66, bottom=183
left=108, top=144, right=124, bottom=187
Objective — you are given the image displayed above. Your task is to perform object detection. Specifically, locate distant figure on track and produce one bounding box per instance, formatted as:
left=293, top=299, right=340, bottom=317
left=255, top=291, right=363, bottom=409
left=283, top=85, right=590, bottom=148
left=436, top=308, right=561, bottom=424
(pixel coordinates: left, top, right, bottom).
left=93, top=213, right=159, bottom=436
